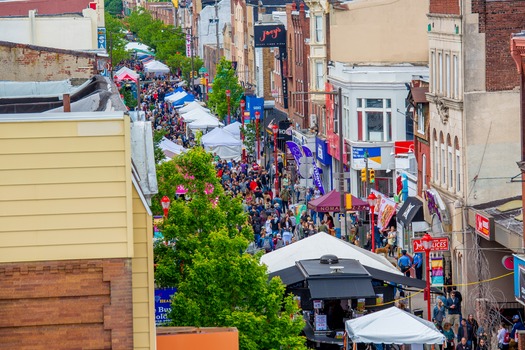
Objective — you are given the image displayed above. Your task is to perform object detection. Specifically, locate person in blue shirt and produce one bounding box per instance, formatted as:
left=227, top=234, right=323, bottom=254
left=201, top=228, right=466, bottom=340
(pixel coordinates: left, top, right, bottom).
left=413, top=253, right=423, bottom=280
left=510, top=314, right=525, bottom=340
left=398, top=250, right=412, bottom=277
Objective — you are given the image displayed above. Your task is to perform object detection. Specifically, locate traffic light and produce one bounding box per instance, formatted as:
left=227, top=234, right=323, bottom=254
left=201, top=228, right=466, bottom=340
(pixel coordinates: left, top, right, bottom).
left=360, top=168, right=367, bottom=182
left=369, top=169, right=375, bottom=183
left=200, top=77, right=206, bottom=85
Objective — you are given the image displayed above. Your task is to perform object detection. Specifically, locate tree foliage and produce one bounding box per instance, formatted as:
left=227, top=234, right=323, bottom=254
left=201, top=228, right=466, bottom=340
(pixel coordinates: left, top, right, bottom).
left=104, top=0, right=123, bottom=16
left=105, top=12, right=131, bottom=67
left=207, top=58, right=244, bottom=121
left=153, top=148, right=306, bottom=350
left=240, top=122, right=257, bottom=159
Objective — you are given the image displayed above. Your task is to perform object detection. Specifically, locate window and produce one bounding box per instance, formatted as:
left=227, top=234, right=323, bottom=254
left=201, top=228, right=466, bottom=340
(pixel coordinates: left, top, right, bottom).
left=433, top=131, right=438, bottom=181
left=440, top=133, right=445, bottom=185
left=315, top=62, right=324, bottom=90
left=356, top=98, right=392, bottom=141
left=416, top=103, right=425, bottom=135
left=438, top=52, right=443, bottom=94
left=453, top=55, right=459, bottom=99
left=431, top=51, right=436, bottom=93
left=446, top=54, right=450, bottom=97
left=315, top=15, right=323, bottom=43
left=422, top=154, right=427, bottom=188
left=455, top=137, right=461, bottom=191
left=343, top=95, right=350, bottom=139
left=448, top=146, right=453, bottom=188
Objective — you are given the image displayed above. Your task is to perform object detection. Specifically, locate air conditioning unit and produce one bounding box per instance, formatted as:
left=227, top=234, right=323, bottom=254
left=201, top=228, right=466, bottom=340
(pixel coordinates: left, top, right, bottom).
left=309, top=114, right=317, bottom=127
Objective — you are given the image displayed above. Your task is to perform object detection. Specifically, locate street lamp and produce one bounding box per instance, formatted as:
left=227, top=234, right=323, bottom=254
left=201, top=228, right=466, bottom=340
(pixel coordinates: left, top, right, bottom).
left=421, top=232, right=433, bottom=321
left=240, top=99, right=246, bottom=162
left=255, top=111, right=261, bottom=164
left=367, top=192, right=378, bottom=252
left=225, top=89, right=231, bottom=125
left=160, top=196, right=171, bottom=218
left=272, top=123, right=279, bottom=195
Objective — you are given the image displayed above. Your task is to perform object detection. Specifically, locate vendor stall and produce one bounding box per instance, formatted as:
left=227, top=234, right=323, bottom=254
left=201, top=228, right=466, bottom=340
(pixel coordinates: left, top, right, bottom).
left=345, top=306, right=445, bottom=349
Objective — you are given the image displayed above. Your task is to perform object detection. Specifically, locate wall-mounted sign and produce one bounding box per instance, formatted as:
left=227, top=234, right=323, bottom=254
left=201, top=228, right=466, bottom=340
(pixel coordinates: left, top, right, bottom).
left=514, top=255, right=525, bottom=306
left=97, top=27, right=106, bottom=50
left=351, top=147, right=381, bottom=169
left=412, top=237, right=449, bottom=252
left=254, top=24, right=287, bottom=47
left=155, top=288, right=177, bottom=326
left=475, top=212, right=494, bottom=241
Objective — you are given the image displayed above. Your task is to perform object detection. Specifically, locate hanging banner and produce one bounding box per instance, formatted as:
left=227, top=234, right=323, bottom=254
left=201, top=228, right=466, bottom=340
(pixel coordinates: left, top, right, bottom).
left=185, top=33, right=192, bottom=57
left=155, top=288, right=177, bottom=326
left=431, top=257, right=444, bottom=286
left=370, top=189, right=396, bottom=231
left=302, top=145, right=325, bottom=195
left=286, top=141, right=303, bottom=169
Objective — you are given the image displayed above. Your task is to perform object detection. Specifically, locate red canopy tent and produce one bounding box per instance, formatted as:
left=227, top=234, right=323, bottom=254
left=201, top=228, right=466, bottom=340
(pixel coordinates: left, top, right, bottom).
left=307, top=189, right=369, bottom=212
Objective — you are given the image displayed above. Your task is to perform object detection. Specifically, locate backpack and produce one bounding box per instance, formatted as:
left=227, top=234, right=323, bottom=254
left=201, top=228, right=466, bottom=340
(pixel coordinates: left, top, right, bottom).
left=504, top=331, right=510, bottom=344
left=263, top=238, right=272, bottom=252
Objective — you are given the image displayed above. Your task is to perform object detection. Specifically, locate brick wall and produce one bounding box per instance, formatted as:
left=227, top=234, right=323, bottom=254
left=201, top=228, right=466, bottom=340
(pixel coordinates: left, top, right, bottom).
left=429, top=0, right=460, bottom=15
left=471, top=0, right=525, bottom=91
left=0, top=41, right=100, bottom=82
left=0, top=258, right=133, bottom=350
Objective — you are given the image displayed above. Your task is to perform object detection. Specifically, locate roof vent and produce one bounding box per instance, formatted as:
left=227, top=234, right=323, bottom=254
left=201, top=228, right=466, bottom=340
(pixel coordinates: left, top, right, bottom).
left=320, top=254, right=339, bottom=264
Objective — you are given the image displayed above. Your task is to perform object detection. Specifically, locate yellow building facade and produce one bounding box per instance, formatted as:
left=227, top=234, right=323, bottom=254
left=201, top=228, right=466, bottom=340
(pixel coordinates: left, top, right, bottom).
left=0, top=112, right=155, bottom=349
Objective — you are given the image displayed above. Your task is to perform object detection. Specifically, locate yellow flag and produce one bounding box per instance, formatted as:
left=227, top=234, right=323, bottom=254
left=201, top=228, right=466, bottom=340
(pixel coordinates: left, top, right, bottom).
left=172, top=0, right=178, bottom=8
left=345, top=193, right=352, bottom=210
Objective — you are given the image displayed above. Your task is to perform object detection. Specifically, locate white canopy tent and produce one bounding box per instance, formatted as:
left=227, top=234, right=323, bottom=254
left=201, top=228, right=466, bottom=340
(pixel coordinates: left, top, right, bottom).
left=181, top=108, right=216, bottom=123
left=223, top=121, right=242, bottom=139
left=345, top=307, right=445, bottom=345
left=178, top=101, right=210, bottom=113
left=114, top=67, right=139, bottom=80
left=159, top=137, right=186, bottom=159
left=187, top=115, right=224, bottom=131
left=165, top=91, right=188, bottom=103
left=260, top=232, right=402, bottom=275
left=125, top=42, right=152, bottom=52
left=201, top=127, right=242, bottom=161
left=144, top=60, right=170, bottom=74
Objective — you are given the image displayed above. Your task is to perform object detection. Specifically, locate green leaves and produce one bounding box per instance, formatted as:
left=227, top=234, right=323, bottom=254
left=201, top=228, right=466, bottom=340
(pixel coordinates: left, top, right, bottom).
left=207, top=58, right=244, bottom=120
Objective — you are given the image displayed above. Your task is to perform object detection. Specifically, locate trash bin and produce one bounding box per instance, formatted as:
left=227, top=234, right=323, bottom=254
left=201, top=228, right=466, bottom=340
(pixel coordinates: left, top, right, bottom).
left=413, top=308, right=424, bottom=318
left=335, top=228, right=341, bottom=239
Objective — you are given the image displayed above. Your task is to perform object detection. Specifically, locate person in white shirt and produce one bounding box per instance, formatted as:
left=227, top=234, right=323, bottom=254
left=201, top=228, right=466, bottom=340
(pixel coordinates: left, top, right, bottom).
left=497, top=322, right=509, bottom=350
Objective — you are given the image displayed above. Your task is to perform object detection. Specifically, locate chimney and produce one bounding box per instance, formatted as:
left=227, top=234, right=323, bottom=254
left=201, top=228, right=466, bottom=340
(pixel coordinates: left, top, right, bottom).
left=63, top=94, right=71, bottom=112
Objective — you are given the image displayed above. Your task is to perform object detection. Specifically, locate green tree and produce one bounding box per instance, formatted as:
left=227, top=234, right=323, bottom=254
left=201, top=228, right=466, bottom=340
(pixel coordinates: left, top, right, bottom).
left=240, top=122, right=257, bottom=159
left=104, top=0, right=123, bottom=16
left=152, top=147, right=251, bottom=286
left=153, top=129, right=167, bottom=165
left=207, top=58, right=244, bottom=121
left=105, top=12, right=131, bottom=67
left=169, top=231, right=307, bottom=350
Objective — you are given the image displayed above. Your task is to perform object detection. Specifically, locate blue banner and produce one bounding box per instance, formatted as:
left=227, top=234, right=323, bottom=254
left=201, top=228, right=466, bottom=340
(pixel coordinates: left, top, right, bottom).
left=302, top=145, right=325, bottom=195
left=316, top=137, right=332, bottom=166
left=155, top=288, right=177, bottom=326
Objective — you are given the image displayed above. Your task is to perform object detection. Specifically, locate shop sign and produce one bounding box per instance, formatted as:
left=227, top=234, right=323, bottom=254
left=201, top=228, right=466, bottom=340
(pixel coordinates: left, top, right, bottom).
left=254, top=24, right=286, bottom=47
left=155, top=288, right=177, bottom=326
left=514, top=255, right=525, bottom=306
left=315, top=137, right=332, bottom=166
left=412, top=237, right=449, bottom=252
left=351, top=147, right=381, bottom=169
left=475, top=212, right=493, bottom=240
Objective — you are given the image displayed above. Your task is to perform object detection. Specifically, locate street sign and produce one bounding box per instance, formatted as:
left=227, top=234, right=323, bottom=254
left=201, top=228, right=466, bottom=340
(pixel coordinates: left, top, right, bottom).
left=412, top=237, right=449, bottom=252
left=198, top=67, right=207, bottom=74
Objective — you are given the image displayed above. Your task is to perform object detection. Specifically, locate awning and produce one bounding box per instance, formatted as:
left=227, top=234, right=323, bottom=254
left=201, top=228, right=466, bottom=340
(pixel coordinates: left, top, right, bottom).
left=397, top=196, right=424, bottom=225
left=268, top=266, right=304, bottom=285
left=410, top=86, right=429, bottom=104
left=364, top=266, right=426, bottom=289
left=307, top=189, right=369, bottom=212
left=307, top=277, right=376, bottom=299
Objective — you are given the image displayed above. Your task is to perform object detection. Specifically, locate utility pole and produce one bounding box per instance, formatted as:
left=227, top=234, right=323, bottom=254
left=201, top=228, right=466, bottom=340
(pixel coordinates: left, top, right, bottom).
left=215, top=0, right=220, bottom=66
left=337, top=87, right=346, bottom=240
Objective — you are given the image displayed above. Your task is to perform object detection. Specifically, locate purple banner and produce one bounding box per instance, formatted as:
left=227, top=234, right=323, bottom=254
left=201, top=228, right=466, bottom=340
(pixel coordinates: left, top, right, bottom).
left=286, top=141, right=303, bottom=169
left=302, top=145, right=325, bottom=195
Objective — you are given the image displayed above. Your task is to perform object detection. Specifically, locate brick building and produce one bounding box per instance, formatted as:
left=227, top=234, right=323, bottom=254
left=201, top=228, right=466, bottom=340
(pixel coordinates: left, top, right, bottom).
left=426, top=0, right=522, bottom=320
left=285, top=2, right=310, bottom=130
left=0, top=41, right=108, bottom=82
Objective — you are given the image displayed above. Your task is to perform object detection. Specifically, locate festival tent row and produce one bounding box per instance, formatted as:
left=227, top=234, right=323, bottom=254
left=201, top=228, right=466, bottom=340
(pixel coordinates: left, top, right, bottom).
left=178, top=101, right=210, bottom=113
left=223, top=121, right=242, bottom=139
left=201, top=127, right=242, bottom=160
left=158, top=137, right=186, bottom=160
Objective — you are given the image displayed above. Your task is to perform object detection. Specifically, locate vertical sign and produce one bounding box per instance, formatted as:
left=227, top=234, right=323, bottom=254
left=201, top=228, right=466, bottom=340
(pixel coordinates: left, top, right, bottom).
left=185, top=33, right=192, bottom=57
left=475, top=212, right=493, bottom=240
left=155, top=288, right=177, bottom=326
left=97, top=27, right=106, bottom=50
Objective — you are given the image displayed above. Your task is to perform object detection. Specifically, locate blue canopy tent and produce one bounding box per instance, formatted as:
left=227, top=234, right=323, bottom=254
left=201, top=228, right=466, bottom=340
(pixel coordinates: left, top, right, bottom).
left=164, top=87, right=185, bottom=98
left=173, top=93, right=195, bottom=106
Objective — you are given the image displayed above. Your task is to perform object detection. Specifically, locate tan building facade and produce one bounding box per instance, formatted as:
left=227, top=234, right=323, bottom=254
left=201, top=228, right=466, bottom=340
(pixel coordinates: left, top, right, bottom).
left=0, top=112, right=155, bottom=349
